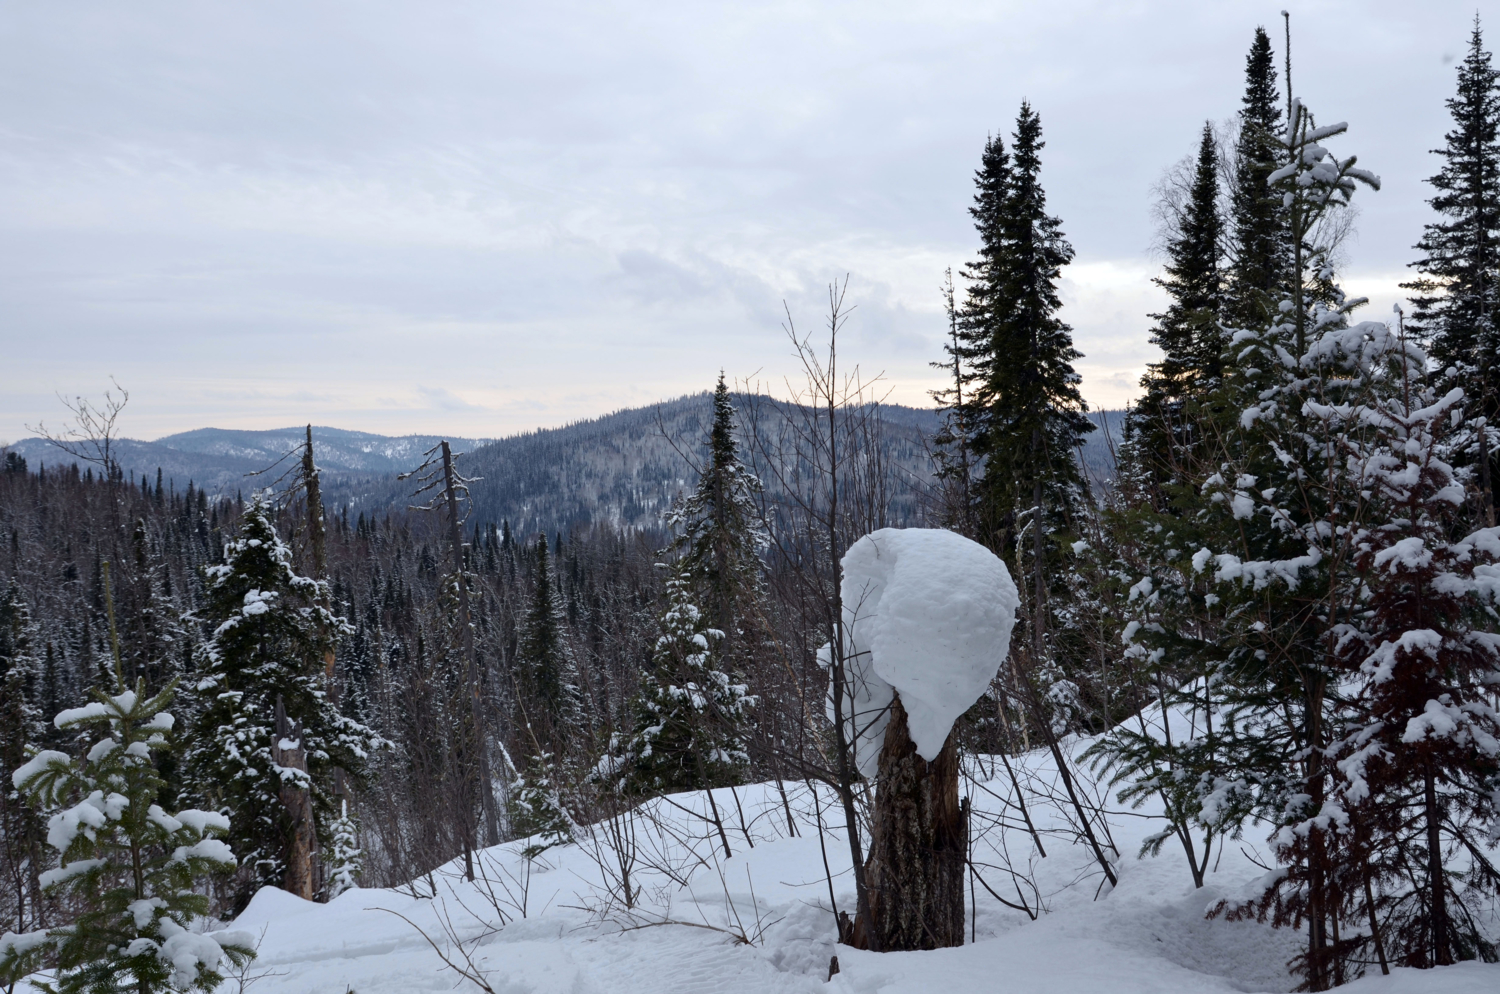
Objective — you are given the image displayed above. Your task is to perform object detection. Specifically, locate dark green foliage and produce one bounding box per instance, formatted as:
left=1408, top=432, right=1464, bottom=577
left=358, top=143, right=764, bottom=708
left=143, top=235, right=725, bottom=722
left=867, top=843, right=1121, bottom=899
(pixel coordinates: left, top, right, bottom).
left=512, top=535, right=580, bottom=758
left=1406, top=17, right=1500, bottom=375
left=1130, top=123, right=1226, bottom=489
left=1, top=585, right=50, bottom=939
left=1225, top=26, right=1288, bottom=328
left=1404, top=16, right=1500, bottom=497
left=609, top=574, right=753, bottom=796
left=665, top=374, right=766, bottom=662
left=954, top=103, right=1094, bottom=554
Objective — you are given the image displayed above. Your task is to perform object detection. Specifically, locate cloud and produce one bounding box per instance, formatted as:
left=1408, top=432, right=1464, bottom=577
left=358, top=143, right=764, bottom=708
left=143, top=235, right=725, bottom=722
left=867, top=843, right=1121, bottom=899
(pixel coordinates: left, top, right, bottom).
left=0, top=0, right=1467, bottom=437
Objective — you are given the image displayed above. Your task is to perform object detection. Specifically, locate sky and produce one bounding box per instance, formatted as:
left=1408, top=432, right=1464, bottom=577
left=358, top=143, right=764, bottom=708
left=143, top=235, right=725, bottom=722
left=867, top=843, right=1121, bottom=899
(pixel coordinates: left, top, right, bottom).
left=0, top=1, right=1485, bottom=443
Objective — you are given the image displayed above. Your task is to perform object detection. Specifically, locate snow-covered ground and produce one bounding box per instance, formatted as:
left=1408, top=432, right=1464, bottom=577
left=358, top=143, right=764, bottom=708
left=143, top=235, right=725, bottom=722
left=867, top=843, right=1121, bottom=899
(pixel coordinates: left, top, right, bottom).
left=202, top=738, right=1497, bottom=994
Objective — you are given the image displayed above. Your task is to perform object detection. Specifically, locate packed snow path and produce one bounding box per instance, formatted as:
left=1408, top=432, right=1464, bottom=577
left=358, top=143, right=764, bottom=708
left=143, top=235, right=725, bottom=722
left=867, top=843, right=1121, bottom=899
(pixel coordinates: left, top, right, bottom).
left=206, top=738, right=1496, bottom=994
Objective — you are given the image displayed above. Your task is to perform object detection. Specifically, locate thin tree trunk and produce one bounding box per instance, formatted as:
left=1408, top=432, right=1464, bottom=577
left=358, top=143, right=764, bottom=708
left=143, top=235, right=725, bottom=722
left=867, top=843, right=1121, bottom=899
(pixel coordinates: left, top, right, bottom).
left=1363, top=863, right=1389, bottom=975
left=303, top=426, right=337, bottom=899
left=705, top=789, right=732, bottom=860
left=1303, top=671, right=1329, bottom=991
left=993, top=698, right=1046, bottom=858
left=442, top=441, right=499, bottom=874
left=1424, top=758, right=1451, bottom=966
left=1477, top=414, right=1496, bottom=529
left=776, top=777, right=798, bottom=837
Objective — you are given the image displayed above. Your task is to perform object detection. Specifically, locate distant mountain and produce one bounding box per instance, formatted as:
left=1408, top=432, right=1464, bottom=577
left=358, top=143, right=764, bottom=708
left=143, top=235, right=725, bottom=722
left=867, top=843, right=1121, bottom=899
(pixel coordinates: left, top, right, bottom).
left=322, top=394, right=949, bottom=537
left=6, top=427, right=484, bottom=495
left=5, top=399, right=1124, bottom=534
left=153, top=426, right=487, bottom=476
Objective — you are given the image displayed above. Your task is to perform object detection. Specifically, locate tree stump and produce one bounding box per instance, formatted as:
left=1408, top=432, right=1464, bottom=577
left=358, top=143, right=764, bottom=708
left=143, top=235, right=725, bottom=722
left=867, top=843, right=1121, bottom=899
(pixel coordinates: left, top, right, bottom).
left=851, top=693, right=966, bottom=951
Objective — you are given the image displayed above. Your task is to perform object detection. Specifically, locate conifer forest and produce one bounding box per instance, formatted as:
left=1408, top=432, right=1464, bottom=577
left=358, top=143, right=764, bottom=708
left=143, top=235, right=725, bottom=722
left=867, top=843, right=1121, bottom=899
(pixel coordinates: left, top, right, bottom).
left=2, top=12, right=1500, bottom=994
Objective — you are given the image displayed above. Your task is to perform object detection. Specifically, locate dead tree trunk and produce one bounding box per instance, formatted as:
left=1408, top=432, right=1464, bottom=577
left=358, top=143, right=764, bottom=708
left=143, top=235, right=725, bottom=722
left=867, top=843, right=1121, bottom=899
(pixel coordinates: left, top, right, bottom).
left=851, top=694, right=966, bottom=951
left=274, top=696, right=317, bottom=901
left=441, top=441, right=500, bottom=856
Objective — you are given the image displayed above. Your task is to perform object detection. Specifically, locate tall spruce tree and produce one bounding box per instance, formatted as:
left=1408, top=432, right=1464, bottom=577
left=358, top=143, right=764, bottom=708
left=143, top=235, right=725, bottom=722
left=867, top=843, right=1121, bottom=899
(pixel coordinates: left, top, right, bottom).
left=1, top=583, right=48, bottom=935
left=956, top=102, right=1093, bottom=556
left=1225, top=26, right=1287, bottom=328
left=947, top=132, right=1010, bottom=507
left=1193, top=93, right=1379, bottom=989
left=1404, top=16, right=1500, bottom=523
left=183, top=493, right=382, bottom=910
left=1132, top=121, right=1226, bottom=485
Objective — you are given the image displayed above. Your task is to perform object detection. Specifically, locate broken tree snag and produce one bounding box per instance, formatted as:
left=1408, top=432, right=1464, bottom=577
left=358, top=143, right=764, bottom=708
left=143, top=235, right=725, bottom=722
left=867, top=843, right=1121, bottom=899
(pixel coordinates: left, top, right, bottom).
left=852, top=694, right=966, bottom=951
left=274, top=696, right=317, bottom=900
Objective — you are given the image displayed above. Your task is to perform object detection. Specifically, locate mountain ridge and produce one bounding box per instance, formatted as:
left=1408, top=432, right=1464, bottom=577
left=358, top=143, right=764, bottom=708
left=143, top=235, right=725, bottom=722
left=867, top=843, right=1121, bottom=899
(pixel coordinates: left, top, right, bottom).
left=4, top=396, right=1124, bottom=534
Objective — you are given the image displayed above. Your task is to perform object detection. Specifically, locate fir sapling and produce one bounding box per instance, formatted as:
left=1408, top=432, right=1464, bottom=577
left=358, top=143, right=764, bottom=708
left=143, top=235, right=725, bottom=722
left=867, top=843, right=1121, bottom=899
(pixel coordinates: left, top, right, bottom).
left=3, top=678, right=253, bottom=993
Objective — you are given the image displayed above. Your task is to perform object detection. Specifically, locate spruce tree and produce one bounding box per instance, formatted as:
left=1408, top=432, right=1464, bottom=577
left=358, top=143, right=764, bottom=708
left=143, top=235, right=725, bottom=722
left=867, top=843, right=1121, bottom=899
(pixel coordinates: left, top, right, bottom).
left=1191, top=95, right=1379, bottom=989
left=1132, top=121, right=1226, bottom=485
left=1225, top=26, right=1287, bottom=327
left=947, top=132, right=1010, bottom=513
left=512, top=535, right=580, bottom=759
left=322, top=798, right=361, bottom=900
left=1330, top=381, right=1500, bottom=970
left=4, top=680, right=253, bottom=993
left=183, top=493, right=382, bottom=910
left=1404, top=16, right=1500, bottom=523
left=666, top=375, right=767, bottom=664
left=611, top=572, right=753, bottom=796
left=957, top=102, right=1094, bottom=555
left=1, top=584, right=48, bottom=936
left=0, top=582, right=43, bottom=747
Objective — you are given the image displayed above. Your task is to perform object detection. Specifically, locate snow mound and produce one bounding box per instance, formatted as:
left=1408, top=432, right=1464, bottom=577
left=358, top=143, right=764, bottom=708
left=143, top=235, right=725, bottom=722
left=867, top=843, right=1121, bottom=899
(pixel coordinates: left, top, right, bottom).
left=840, top=528, right=1019, bottom=775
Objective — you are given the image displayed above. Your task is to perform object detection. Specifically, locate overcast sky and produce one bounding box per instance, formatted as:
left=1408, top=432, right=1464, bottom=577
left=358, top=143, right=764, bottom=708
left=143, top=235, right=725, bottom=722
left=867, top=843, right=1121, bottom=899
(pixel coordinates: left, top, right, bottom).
left=0, top=1, right=1485, bottom=443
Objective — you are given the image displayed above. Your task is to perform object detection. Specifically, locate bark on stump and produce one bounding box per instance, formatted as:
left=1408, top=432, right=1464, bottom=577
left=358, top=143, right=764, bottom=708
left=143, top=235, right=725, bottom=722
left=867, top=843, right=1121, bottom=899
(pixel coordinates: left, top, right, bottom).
left=850, top=693, right=966, bottom=951
left=274, top=698, right=317, bottom=901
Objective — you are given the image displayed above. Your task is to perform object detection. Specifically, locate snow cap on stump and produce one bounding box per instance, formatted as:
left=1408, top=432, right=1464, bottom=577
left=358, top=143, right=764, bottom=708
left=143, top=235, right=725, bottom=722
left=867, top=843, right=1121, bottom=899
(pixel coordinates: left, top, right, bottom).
left=836, top=527, right=1019, bottom=777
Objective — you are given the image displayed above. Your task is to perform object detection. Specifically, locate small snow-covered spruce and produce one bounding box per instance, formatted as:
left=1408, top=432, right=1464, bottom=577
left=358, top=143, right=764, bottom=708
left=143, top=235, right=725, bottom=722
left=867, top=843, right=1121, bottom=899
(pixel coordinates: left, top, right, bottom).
left=322, top=798, right=361, bottom=900
left=1325, top=372, right=1500, bottom=969
left=1079, top=506, right=1239, bottom=891
left=610, top=573, right=752, bottom=797
left=509, top=753, right=576, bottom=857
left=182, top=492, right=384, bottom=909
left=2, top=680, right=253, bottom=993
